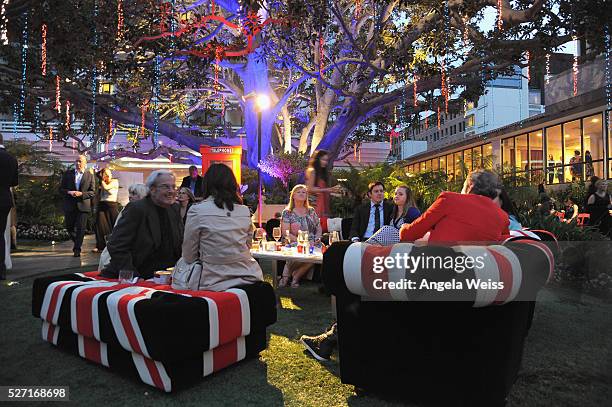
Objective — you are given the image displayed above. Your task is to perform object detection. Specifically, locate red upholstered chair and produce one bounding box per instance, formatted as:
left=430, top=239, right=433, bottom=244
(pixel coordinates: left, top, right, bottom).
left=320, top=216, right=328, bottom=234
left=576, top=213, right=590, bottom=227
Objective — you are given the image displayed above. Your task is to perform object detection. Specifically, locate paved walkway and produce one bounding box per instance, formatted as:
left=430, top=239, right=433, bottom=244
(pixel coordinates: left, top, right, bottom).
left=6, top=235, right=100, bottom=280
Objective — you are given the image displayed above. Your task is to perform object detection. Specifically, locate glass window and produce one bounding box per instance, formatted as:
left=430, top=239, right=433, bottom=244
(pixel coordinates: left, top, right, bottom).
left=583, top=114, right=604, bottom=179
left=420, top=161, right=426, bottom=172
left=563, top=119, right=582, bottom=182
left=431, top=158, right=439, bottom=171
left=502, top=137, right=515, bottom=171
left=466, top=115, right=475, bottom=127
left=445, top=154, right=454, bottom=181
left=546, top=125, right=563, bottom=184
left=438, top=156, right=446, bottom=175
left=464, top=148, right=473, bottom=172
left=424, top=160, right=430, bottom=172
left=454, top=151, right=464, bottom=180
left=529, top=131, right=544, bottom=183
left=483, top=143, right=493, bottom=169
left=514, top=134, right=528, bottom=173
left=472, top=146, right=483, bottom=169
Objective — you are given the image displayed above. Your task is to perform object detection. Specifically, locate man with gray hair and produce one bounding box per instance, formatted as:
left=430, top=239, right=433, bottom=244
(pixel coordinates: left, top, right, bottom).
left=101, top=170, right=183, bottom=279
left=400, top=169, right=509, bottom=242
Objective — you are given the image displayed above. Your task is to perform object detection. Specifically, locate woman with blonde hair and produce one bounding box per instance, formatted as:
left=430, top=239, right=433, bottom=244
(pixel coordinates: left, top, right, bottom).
left=176, top=187, right=196, bottom=224
left=94, top=167, right=119, bottom=252
left=279, top=184, right=322, bottom=287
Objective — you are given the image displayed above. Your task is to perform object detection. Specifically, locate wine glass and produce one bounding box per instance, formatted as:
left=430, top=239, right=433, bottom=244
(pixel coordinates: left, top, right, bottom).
left=273, top=227, right=282, bottom=242
left=254, top=228, right=265, bottom=250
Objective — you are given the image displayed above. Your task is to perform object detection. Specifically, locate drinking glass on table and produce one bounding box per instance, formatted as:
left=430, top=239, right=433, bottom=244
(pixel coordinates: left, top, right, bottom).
left=272, top=227, right=282, bottom=243
left=254, top=228, right=265, bottom=250
left=119, top=268, right=134, bottom=285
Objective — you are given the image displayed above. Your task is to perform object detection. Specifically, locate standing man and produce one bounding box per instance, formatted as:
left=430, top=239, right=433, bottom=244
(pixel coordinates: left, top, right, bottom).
left=59, top=155, right=95, bottom=257
left=349, top=181, right=393, bottom=241
left=0, top=133, right=18, bottom=280
left=180, top=165, right=203, bottom=199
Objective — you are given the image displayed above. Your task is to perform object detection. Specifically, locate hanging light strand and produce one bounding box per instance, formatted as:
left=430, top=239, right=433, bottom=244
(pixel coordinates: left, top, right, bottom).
left=497, top=0, right=503, bottom=31
left=19, top=14, right=29, bottom=122
left=413, top=76, right=418, bottom=107
left=153, top=56, right=161, bottom=144
left=91, top=0, right=99, bottom=139
left=572, top=36, right=579, bottom=96
left=65, top=100, right=71, bottom=131
left=55, top=75, right=61, bottom=113
left=41, top=23, right=47, bottom=76
left=117, top=0, right=124, bottom=41
left=319, top=33, right=324, bottom=76
left=1, top=0, right=9, bottom=45
left=140, top=103, right=147, bottom=138
left=605, top=26, right=611, bottom=108
left=526, top=51, right=531, bottom=83
left=545, top=53, right=550, bottom=85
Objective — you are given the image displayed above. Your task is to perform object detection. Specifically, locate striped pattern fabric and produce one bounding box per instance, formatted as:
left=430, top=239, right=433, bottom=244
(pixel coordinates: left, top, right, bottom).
left=342, top=240, right=554, bottom=307
left=41, top=320, right=266, bottom=392
left=32, top=272, right=276, bottom=391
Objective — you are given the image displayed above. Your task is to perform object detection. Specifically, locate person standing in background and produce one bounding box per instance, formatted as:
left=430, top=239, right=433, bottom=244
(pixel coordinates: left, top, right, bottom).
left=59, top=155, right=95, bottom=257
left=305, top=150, right=340, bottom=218
left=0, top=133, right=18, bottom=280
left=180, top=165, right=204, bottom=200
left=584, top=150, right=594, bottom=179
left=93, top=168, right=119, bottom=252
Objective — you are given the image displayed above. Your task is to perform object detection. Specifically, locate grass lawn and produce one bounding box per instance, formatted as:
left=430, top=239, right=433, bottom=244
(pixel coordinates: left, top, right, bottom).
left=1, top=262, right=610, bottom=407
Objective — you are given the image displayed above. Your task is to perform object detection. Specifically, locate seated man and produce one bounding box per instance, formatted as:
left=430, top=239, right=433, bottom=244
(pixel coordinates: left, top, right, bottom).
left=100, top=170, right=183, bottom=280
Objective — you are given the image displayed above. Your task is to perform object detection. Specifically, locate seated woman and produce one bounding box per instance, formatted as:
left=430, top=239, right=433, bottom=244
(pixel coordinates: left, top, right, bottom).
left=494, top=189, right=523, bottom=230
left=563, top=198, right=579, bottom=223
left=279, top=184, right=322, bottom=288
left=400, top=169, right=509, bottom=243
left=586, top=179, right=612, bottom=237
left=366, top=185, right=421, bottom=245
left=176, top=187, right=196, bottom=224
left=182, top=164, right=263, bottom=291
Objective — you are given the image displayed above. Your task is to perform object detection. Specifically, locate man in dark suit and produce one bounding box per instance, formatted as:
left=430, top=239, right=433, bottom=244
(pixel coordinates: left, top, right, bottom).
left=59, top=155, right=95, bottom=257
left=180, top=165, right=203, bottom=199
left=101, top=170, right=183, bottom=279
left=0, top=133, right=18, bottom=280
left=349, top=181, right=393, bottom=241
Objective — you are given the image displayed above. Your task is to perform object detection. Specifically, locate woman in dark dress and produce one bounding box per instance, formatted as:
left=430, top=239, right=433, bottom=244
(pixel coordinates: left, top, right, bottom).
left=586, top=179, right=611, bottom=237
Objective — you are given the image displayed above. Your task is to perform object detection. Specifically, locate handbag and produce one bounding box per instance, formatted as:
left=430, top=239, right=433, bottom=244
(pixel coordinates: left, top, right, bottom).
left=171, top=257, right=203, bottom=291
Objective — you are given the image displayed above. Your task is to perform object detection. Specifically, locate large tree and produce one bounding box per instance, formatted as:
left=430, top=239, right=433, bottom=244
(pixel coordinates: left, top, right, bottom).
left=265, top=0, right=610, bottom=161
left=1, top=0, right=608, bottom=167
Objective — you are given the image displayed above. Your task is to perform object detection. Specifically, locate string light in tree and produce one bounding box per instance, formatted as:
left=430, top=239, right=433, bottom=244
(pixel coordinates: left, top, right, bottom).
left=107, top=118, right=114, bottom=153
left=55, top=75, right=61, bottom=113
left=153, top=56, right=161, bottom=144
left=18, top=14, right=29, bottom=122
left=572, top=36, right=580, bottom=97
left=545, top=53, right=550, bottom=85
left=354, top=0, right=362, bottom=19
left=462, top=14, right=469, bottom=57
left=319, top=33, right=324, bottom=76
left=12, top=102, right=18, bottom=136
left=65, top=100, right=71, bottom=131
left=526, top=51, right=531, bottom=83
left=1, top=0, right=8, bottom=45
left=413, top=76, right=418, bottom=107
left=34, top=101, right=41, bottom=130
left=437, top=104, right=441, bottom=129
left=221, top=94, right=225, bottom=119
left=49, top=127, right=53, bottom=151
left=425, top=114, right=429, bottom=129
left=91, top=0, right=99, bottom=139
left=497, top=0, right=503, bottom=31
left=604, top=25, right=610, bottom=109
left=160, top=1, right=170, bottom=33
left=140, top=103, right=147, bottom=138
left=117, top=0, right=124, bottom=41
left=214, top=45, right=223, bottom=93
left=41, top=24, right=47, bottom=76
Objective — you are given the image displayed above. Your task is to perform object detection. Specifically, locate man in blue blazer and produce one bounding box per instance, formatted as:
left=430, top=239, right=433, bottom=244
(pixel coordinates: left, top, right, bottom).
left=59, top=155, right=95, bottom=257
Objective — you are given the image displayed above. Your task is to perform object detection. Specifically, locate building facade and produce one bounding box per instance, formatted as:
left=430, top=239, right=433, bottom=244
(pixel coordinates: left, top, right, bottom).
left=401, top=56, right=611, bottom=186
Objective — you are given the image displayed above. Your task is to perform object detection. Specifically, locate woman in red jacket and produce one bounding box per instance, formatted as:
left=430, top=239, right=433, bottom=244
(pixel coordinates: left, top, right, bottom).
left=399, top=170, right=509, bottom=243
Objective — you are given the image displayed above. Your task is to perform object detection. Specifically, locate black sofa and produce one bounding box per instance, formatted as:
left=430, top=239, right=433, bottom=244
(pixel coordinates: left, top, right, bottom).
left=322, top=240, right=553, bottom=407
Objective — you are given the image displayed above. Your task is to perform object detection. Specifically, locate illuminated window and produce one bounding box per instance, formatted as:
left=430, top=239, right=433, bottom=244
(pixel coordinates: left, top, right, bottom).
left=583, top=114, right=604, bottom=179
left=546, top=125, right=563, bottom=184
left=563, top=119, right=582, bottom=182
left=529, top=131, right=544, bottom=183
left=99, top=82, right=114, bottom=94
left=466, top=115, right=475, bottom=128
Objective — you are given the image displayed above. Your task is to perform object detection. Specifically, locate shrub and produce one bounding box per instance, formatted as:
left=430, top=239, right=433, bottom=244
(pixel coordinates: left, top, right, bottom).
left=17, top=223, right=70, bottom=241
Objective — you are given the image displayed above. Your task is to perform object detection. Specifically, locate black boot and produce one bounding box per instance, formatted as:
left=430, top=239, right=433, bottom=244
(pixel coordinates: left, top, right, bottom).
left=299, top=323, right=337, bottom=361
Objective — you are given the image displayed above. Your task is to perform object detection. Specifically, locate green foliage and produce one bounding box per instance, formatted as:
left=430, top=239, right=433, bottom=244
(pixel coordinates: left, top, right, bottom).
left=519, top=211, right=605, bottom=242
left=549, top=181, right=588, bottom=210
left=5, top=141, right=66, bottom=227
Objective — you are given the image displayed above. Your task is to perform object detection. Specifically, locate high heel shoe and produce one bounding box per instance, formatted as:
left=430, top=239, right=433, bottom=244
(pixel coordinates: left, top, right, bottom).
left=278, top=270, right=291, bottom=288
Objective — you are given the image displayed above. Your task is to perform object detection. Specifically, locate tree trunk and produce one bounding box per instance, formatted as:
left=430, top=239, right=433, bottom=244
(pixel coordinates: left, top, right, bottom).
left=281, top=104, right=292, bottom=153
left=299, top=120, right=315, bottom=153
